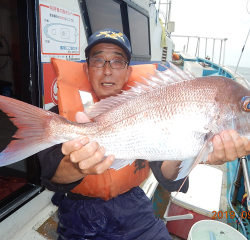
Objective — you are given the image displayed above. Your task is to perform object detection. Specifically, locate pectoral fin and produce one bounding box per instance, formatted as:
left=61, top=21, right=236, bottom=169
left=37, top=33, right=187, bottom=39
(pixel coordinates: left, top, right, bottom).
left=173, top=132, right=214, bottom=198
left=109, top=158, right=135, bottom=170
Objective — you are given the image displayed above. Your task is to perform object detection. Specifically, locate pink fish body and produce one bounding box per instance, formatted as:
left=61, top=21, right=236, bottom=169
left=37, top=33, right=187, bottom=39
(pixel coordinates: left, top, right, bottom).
left=1, top=63, right=250, bottom=180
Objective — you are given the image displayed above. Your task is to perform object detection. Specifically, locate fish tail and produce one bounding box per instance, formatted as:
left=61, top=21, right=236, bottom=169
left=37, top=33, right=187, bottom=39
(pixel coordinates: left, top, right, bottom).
left=0, top=96, right=59, bottom=166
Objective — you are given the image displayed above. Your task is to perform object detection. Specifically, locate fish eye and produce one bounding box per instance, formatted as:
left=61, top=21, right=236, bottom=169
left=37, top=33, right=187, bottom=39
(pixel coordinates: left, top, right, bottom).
left=242, top=96, right=250, bottom=112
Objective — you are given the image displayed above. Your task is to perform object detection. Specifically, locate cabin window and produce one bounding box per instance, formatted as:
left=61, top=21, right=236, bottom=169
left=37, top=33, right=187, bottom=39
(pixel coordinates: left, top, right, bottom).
left=0, top=0, right=42, bottom=222
left=85, top=0, right=123, bottom=33
left=127, top=6, right=150, bottom=56
left=81, top=0, right=151, bottom=61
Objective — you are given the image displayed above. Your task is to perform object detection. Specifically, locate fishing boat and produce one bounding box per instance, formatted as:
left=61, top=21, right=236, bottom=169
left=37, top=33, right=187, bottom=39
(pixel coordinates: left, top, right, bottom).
left=0, top=0, right=249, bottom=239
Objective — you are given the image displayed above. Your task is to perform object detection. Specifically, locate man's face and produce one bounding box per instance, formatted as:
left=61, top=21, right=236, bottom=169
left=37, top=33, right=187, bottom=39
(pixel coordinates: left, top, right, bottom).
left=83, top=43, right=132, bottom=100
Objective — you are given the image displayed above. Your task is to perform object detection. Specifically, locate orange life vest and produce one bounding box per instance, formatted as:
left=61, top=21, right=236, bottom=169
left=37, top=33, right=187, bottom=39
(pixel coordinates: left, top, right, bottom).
left=51, top=58, right=157, bottom=200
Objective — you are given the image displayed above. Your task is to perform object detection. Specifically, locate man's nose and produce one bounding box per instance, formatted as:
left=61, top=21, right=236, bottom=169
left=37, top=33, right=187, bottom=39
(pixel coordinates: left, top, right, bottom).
left=103, top=61, right=112, bottom=75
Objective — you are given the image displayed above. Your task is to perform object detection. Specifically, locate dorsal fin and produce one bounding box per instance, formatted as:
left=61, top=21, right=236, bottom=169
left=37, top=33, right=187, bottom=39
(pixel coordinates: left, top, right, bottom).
left=84, top=63, right=196, bottom=119
left=156, top=68, right=183, bottom=82
left=132, top=81, right=154, bottom=91
left=84, top=84, right=146, bottom=119
left=169, top=61, right=196, bottom=79
left=146, top=72, right=171, bottom=85
left=140, top=77, right=163, bottom=88
left=160, top=62, right=196, bottom=80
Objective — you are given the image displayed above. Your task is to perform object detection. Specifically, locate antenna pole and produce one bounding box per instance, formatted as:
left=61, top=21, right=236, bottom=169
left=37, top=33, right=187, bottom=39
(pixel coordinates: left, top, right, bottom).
left=235, top=27, right=250, bottom=73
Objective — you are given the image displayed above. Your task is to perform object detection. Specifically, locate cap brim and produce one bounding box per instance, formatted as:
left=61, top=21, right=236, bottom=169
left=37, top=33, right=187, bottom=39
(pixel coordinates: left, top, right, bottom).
left=85, top=38, right=131, bottom=62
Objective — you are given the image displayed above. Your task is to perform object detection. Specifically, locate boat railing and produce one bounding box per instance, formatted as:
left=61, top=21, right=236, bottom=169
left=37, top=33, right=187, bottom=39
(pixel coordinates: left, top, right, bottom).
left=170, top=35, right=228, bottom=66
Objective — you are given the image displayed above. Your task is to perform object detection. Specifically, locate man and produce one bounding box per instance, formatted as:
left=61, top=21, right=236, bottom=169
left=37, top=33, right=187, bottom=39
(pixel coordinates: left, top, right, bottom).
left=38, top=28, right=250, bottom=239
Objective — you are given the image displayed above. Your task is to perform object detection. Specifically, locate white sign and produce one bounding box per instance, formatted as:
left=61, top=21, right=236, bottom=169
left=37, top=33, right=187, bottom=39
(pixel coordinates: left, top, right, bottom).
left=39, top=2, right=80, bottom=61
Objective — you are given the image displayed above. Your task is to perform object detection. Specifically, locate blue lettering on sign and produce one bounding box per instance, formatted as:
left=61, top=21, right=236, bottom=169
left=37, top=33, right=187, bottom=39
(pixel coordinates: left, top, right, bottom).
left=60, top=46, right=78, bottom=50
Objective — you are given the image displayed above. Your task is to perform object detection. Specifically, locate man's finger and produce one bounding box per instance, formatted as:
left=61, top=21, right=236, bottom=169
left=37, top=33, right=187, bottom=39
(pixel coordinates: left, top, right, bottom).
left=78, top=146, right=106, bottom=170
left=210, top=135, right=226, bottom=161
left=243, top=137, right=250, bottom=153
left=61, top=137, right=89, bottom=155
left=229, top=130, right=245, bottom=158
left=220, top=131, right=237, bottom=161
left=82, top=155, right=115, bottom=175
left=70, top=141, right=99, bottom=163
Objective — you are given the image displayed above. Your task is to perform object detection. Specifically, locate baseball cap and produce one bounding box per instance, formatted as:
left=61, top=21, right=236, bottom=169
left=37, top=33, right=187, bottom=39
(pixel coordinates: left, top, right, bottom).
left=85, top=28, right=131, bottom=62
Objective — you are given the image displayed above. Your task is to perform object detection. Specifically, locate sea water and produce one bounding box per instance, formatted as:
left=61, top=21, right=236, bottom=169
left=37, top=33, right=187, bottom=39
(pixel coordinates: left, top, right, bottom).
left=228, top=66, right=250, bottom=82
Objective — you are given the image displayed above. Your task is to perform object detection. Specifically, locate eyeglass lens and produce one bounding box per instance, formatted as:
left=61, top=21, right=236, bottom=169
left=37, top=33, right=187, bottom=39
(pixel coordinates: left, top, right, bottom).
left=89, top=58, right=127, bottom=69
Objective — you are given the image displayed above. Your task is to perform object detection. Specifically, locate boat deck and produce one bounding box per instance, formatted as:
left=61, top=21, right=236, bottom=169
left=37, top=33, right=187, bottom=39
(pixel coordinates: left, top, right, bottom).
left=4, top=165, right=228, bottom=240
left=2, top=172, right=159, bottom=240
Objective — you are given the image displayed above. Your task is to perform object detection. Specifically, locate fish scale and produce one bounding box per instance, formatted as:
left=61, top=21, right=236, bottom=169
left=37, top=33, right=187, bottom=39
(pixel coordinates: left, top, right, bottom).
left=76, top=80, right=216, bottom=165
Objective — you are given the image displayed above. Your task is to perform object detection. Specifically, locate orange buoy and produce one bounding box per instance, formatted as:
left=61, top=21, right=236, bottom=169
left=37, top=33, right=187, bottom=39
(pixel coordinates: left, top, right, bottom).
left=172, top=53, right=180, bottom=60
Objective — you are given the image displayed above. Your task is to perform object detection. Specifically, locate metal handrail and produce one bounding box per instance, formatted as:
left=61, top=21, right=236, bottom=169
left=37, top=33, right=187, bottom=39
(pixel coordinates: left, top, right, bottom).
left=158, top=0, right=172, bottom=26
left=171, top=35, right=228, bottom=65
left=241, top=156, right=250, bottom=205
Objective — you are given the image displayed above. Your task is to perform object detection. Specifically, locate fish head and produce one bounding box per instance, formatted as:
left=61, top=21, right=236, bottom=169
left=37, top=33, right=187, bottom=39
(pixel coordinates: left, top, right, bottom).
left=219, top=77, right=250, bottom=137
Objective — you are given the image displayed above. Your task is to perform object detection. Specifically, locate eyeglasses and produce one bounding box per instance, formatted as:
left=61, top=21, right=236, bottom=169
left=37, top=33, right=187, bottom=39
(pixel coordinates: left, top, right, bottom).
left=87, top=57, right=129, bottom=69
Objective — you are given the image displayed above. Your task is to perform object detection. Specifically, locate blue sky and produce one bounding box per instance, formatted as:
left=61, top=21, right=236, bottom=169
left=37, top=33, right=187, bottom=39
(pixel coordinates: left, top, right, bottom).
left=156, top=0, right=250, bottom=68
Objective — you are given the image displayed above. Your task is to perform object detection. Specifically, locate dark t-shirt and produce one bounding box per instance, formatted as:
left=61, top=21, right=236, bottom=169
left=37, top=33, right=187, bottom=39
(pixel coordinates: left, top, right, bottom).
left=37, top=105, right=189, bottom=196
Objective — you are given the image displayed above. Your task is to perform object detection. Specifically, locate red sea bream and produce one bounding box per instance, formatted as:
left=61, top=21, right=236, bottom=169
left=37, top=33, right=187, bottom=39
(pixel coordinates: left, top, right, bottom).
left=1, top=63, right=250, bottom=180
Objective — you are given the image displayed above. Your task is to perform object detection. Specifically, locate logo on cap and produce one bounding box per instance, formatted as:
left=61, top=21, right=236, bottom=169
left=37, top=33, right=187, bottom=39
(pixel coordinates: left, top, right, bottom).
left=96, top=31, right=125, bottom=42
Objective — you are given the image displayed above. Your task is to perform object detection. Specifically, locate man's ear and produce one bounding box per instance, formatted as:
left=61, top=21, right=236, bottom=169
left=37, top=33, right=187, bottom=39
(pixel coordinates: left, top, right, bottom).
left=125, top=66, right=132, bottom=83
left=83, top=63, right=90, bottom=82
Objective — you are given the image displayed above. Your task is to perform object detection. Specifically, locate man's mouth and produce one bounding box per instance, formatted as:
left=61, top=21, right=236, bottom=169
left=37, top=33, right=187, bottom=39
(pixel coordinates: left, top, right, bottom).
left=101, top=83, right=114, bottom=86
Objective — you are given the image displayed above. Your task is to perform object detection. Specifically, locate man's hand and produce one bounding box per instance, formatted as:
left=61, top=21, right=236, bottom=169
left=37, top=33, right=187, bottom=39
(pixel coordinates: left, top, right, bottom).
left=61, top=137, right=114, bottom=176
left=51, top=112, right=114, bottom=184
left=206, top=130, right=250, bottom=165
